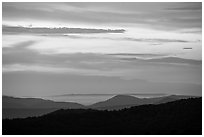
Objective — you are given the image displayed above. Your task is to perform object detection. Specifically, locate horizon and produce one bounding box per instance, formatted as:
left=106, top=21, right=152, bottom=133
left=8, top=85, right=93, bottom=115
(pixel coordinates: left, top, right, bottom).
left=2, top=93, right=200, bottom=105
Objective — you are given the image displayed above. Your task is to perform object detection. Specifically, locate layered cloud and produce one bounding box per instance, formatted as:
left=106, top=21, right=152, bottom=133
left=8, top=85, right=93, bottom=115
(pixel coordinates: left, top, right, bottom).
left=2, top=2, right=202, bottom=97
left=3, top=25, right=125, bottom=34
left=3, top=2, right=202, bottom=31
left=3, top=38, right=202, bottom=97
left=3, top=40, right=202, bottom=85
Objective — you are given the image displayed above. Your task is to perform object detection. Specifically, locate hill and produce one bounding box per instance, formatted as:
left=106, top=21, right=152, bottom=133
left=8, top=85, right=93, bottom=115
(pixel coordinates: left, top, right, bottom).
left=3, top=95, right=194, bottom=118
left=89, top=94, right=193, bottom=110
left=3, top=97, right=202, bottom=135
left=3, top=96, right=85, bottom=119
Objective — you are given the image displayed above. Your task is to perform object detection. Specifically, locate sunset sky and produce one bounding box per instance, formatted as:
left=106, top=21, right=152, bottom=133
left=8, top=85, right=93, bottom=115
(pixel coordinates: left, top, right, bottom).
left=2, top=2, right=202, bottom=102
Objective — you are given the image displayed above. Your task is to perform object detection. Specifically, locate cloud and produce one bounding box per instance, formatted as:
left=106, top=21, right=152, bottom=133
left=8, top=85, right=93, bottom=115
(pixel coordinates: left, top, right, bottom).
left=3, top=42, right=132, bottom=73
left=108, top=53, right=201, bottom=65
left=179, top=29, right=202, bottom=34
left=107, top=53, right=169, bottom=59
left=2, top=40, right=202, bottom=98
left=123, top=37, right=189, bottom=43
left=40, top=34, right=190, bottom=44
left=3, top=42, right=112, bottom=65
left=3, top=40, right=36, bottom=49
left=2, top=2, right=202, bottom=98
left=3, top=41, right=200, bottom=70
left=3, top=25, right=125, bottom=34
left=144, top=57, right=201, bottom=65
left=3, top=40, right=201, bottom=86
left=2, top=3, right=202, bottom=31
left=167, top=3, right=201, bottom=11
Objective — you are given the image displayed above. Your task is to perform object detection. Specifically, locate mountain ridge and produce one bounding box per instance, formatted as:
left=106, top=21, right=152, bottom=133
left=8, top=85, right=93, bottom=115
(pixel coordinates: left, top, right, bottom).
left=89, top=94, right=195, bottom=110
left=3, top=97, right=202, bottom=135
left=3, top=94, right=197, bottom=118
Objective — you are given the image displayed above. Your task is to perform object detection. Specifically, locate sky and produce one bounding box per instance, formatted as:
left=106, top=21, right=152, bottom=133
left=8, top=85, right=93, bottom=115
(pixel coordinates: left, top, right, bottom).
left=2, top=2, right=202, bottom=102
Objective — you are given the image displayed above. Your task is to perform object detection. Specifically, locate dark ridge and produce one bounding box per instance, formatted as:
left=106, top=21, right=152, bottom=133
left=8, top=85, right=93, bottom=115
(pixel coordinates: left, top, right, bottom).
left=3, top=97, right=202, bottom=135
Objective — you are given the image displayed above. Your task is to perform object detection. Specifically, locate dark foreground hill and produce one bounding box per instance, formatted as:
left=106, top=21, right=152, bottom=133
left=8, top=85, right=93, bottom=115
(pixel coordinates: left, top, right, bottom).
left=3, top=97, right=202, bottom=135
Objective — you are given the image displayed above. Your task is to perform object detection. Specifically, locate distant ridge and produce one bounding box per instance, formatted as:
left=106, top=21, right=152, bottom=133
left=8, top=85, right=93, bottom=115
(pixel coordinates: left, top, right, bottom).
left=51, top=93, right=167, bottom=97
left=3, top=96, right=85, bottom=109
left=3, top=96, right=85, bottom=119
left=3, top=94, right=197, bottom=118
left=89, top=94, right=194, bottom=110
